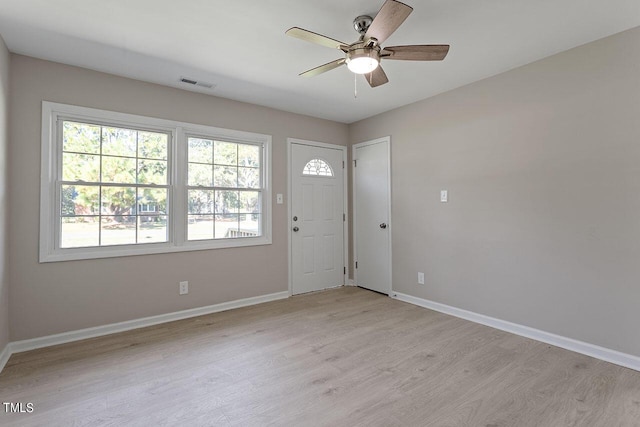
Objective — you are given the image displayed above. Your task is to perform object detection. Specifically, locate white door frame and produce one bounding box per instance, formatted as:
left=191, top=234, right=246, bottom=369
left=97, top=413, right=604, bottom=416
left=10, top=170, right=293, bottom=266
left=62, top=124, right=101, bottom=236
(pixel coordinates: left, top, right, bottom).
left=287, top=138, right=349, bottom=296
left=352, top=136, right=392, bottom=294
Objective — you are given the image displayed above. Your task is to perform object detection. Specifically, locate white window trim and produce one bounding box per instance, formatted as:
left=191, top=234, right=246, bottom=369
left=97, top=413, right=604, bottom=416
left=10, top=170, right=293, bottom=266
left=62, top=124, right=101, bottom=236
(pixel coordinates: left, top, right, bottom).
left=40, top=101, right=272, bottom=263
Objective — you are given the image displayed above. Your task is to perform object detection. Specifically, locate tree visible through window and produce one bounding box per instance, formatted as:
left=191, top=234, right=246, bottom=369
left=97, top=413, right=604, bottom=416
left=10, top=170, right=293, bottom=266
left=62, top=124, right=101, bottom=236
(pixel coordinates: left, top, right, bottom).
left=60, top=121, right=169, bottom=248
left=303, top=158, right=333, bottom=177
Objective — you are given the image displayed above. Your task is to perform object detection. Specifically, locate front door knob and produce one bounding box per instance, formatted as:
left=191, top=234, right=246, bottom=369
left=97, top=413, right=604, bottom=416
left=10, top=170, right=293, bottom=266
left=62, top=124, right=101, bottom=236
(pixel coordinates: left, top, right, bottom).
left=293, top=226, right=299, bottom=232
left=379, top=223, right=387, bottom=229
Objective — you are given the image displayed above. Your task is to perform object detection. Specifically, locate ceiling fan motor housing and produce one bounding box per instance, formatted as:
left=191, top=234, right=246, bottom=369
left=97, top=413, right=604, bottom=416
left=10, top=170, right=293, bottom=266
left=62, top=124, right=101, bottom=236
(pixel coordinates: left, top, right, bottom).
left=353, top=15, right=373, bottom=35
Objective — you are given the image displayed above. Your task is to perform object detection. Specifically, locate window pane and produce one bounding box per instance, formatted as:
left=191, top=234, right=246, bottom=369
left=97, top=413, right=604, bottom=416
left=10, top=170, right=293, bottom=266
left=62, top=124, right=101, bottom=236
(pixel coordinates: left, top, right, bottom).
left=139, top=187, right=167, bottom=215
left=238, top=144, right=260, bottom=167
left=188, top=138, right=213, bottom=164
left=214, top=165, right=237, bottom=188
left=188, top=190, right=214, bottom=214
left=138, top=131, right=167, bottom=160
left=214, top=141, right=237, bottom=166
left=61, top=216, right=99, bottom=248
left=215, top=214, right=239, bottom=238
left=101, top=216, right=136, bottom=246
left=240, top=213, right=261, bottom=237
left=101, top=186, right=136, bottom=216
left=102, top=127, right=137, bottom=157
left=188, top=215, right=214, bottom=240
left=239, top=191, right=260, bottom=213
left=63, top=121, right=100, bottom=154
left=62, top=185, right=99, bottom=216
left=138, top=215, right=168, bottom=243
left=138, top=159, right=168, bottom=185
left=188, top=163, right=213, bottom=187
left=102, top=156, right=137, bottom=184
left=215, top=191, right=239, bottom=214
left=62, top=153, right=100, bottom=182
left=238, top=167, right=260, bottom=189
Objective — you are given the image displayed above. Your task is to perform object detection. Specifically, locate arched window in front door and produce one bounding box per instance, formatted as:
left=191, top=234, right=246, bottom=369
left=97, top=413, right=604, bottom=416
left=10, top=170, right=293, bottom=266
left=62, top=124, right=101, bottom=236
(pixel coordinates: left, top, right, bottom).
left=302, top=158, right=334, bottom=177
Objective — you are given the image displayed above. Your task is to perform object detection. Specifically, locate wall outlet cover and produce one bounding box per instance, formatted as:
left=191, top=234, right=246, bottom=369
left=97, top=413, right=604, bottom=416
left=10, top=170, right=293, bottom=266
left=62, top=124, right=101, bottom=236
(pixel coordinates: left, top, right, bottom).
left=179, top=281, right=189, bottom=295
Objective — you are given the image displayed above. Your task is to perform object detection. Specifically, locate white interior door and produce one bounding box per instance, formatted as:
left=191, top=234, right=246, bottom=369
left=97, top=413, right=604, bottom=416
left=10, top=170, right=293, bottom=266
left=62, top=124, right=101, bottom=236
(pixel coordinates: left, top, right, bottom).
left=291, top=141, right=345, bottom=295
left=353, top=137, right=391, bottom=295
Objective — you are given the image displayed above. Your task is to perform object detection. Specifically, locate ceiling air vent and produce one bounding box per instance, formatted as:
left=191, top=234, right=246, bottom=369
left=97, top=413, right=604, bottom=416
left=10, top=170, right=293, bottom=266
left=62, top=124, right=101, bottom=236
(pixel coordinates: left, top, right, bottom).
left=179, top=76, right=216, bottom=90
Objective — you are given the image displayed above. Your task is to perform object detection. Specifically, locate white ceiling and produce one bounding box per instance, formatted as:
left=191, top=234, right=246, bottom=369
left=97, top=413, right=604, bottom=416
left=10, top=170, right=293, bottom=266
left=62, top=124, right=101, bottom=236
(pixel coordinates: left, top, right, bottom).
left=0, top=0, right=638, bottom=123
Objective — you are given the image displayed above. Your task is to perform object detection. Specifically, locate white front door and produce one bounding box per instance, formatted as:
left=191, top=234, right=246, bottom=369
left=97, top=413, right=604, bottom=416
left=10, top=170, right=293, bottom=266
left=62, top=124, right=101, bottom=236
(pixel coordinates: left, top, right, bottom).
left=291, top=141, right=345, bottom=295
left=353, top=137, right=391, bottom=295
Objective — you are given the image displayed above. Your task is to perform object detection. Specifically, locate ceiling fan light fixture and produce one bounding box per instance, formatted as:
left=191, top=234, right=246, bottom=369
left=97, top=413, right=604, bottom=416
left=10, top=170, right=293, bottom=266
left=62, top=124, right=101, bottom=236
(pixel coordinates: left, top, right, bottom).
left=346, top=49, right=379, bottom=74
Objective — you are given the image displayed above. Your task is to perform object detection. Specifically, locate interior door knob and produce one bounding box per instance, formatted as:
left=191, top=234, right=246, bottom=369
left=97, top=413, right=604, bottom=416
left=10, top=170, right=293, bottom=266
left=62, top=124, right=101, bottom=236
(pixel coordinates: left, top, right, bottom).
left=293, top=226, right=299, bottom=232
left=379, top=223, right=387, bottom=229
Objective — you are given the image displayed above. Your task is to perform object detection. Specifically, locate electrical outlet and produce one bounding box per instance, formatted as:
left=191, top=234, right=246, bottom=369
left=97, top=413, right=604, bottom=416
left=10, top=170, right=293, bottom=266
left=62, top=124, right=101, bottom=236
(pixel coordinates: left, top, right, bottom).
left=418, top=272, right=425, bottom=285
left=179, top=281, right=189, bottom=295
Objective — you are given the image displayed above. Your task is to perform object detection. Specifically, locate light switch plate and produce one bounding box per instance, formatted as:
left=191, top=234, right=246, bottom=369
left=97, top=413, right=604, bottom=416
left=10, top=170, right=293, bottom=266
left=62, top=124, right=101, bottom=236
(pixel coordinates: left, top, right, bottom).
left=276, top=193, right=283, bottom=204
left=440, top=190, right=448, bottom=203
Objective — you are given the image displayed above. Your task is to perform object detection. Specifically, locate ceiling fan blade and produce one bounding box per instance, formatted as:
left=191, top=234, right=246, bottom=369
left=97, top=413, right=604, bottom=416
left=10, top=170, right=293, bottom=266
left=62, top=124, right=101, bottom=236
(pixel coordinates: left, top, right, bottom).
left=364, top=65, right=389, bottom=88
left=286, top=27, right=348, bottom=50
left=364, top=0, right=413, bottom=45
left=299, top=58, right=346, bottom=77
left=382, top=44, right=450, bottom=61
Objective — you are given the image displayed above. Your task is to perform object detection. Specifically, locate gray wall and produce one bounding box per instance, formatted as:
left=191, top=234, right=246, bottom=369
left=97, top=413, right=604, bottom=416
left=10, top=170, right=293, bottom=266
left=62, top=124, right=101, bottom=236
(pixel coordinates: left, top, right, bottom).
left=350, top=27, right=640, bottom=357
left=6, top=27, right=640, bottom=358
left=0, top=36, right=9, bottom=352
left=8, top=55, right=348, bottom=341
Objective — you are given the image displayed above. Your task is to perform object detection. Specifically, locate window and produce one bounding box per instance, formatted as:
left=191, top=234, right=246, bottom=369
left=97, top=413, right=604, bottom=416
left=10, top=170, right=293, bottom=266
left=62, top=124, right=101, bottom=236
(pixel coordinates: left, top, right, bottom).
left=187, top=137, right=262, bottom=240
left=303, top=158, right=333, bottom=177
left=60, top=121, right=170, bottom=248
left=41, top=102, right=272, bottom=262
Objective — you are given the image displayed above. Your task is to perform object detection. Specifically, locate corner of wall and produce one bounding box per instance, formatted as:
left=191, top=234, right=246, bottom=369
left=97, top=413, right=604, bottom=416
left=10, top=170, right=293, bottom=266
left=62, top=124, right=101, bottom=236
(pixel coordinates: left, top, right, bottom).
left=0, top=33, right=11, bottom=361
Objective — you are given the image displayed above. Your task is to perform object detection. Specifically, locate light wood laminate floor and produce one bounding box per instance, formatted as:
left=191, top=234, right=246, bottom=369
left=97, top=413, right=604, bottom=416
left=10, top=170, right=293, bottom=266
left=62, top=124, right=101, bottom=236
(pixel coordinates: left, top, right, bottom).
left=1, top=287, right=639, bottom=426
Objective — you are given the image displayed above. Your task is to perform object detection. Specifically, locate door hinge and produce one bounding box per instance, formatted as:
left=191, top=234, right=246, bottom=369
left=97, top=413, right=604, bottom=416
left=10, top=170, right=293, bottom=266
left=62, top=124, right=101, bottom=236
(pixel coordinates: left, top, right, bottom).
left=354, top=160, right=357, bottom=167
left=343, top=213, right=345, bottom=221
left=355, top=261, right=358, bottom=269
left=342, top=161, right=345, bottom=168
left=344, top=267, right=346, bottom=274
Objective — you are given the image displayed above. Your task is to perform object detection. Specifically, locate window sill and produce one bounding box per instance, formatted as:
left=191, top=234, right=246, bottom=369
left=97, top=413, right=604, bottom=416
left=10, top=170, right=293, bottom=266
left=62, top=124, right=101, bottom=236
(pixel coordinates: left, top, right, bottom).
left=39, top=235, right=272, bottom=263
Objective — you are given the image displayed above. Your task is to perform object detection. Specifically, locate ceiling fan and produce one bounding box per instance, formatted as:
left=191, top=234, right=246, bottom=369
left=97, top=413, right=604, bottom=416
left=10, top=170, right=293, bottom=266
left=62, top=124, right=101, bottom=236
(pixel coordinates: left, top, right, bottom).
left=285, top=0, right=450, bottom=88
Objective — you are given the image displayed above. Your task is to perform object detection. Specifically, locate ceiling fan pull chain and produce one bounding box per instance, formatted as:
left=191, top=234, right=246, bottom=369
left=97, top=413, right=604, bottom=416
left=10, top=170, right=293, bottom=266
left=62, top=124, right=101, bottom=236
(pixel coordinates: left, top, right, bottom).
left=354, top=73, right=358, bottom=98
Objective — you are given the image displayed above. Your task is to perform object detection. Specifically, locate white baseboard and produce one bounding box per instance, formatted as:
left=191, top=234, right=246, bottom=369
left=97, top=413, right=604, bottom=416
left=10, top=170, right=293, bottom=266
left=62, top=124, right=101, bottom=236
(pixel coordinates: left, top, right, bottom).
left=5, top=289, right=638, bottom=374
left=0, top=342, right=11, bottom=373
left=6, top=291, right=289, bottom=359
left=392, top=291, right=640, bottom=372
